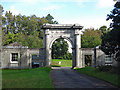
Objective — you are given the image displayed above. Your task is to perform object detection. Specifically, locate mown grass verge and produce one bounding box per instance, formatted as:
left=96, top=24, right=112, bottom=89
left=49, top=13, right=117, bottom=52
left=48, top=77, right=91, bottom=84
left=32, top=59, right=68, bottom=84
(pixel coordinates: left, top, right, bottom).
left=51, top=59, right=72, bottom=67
left=2, top=67, right=54, bottom=88
left=75, top=66, right=120, bottom=87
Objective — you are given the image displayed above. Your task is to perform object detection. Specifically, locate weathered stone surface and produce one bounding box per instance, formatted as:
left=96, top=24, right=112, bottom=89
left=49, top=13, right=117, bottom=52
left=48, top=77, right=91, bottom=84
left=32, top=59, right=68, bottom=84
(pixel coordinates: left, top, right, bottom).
left=42, top=24, right=83, bottom=68
left=1, top=42, right=45, bottom=69
left=42, top=24, right=83, bottom=29
left=81, top=48, right=106, bottom=67
left=2, top=42, right=29, bottom=69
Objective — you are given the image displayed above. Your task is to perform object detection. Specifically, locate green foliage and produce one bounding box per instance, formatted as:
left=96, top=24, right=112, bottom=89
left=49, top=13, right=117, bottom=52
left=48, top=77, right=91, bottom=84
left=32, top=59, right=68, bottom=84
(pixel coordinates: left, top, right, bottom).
left=63, top=52, right=72, bottom=60
left=2, top=11, right=58, bottom=48
left=2, top=67, right=54, bottom=88
left=16, top=32, right=43, bottom=48
left=96, top=65, right=113, bottom=72
left=81, top=28, right=102, bottom=48
left=101, top=1, right=120, bottom=62
left=99, top=25, right=111, bottom=37
left=3, top=31, right=18, bottom=45
left=98, top=26, right=112, bottom=55
left=52, top=38, right=70, bottom=59
left=45, top=14, right=58, bottom=24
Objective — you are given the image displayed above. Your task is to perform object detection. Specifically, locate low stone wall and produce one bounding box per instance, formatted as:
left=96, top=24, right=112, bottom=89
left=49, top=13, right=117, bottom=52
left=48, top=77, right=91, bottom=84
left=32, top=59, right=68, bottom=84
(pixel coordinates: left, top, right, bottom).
left=1, top=47, right=116, bottom=69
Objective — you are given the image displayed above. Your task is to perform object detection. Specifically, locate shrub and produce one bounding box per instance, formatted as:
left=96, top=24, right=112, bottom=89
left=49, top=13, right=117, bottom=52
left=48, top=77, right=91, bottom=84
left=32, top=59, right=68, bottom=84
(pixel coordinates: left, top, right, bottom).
left=96, top=65, right=113, bottom=72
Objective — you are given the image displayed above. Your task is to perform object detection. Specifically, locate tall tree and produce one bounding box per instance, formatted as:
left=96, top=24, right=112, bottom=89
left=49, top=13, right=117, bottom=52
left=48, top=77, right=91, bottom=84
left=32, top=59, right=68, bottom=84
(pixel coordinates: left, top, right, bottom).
left=101, top=0, right=120, bottom=62
left=99, top=26, right=111, bottom=36
left=81, top=28, right=102, bottom=48
left=3, top=11, right=16, bottom=33
left=4, top=32, right=18, bottom=45
left=2, top=10, right=58, bottom=48
left=45, top=14, right=58, bottom=24
left=52, top=38, right=69, bottom=59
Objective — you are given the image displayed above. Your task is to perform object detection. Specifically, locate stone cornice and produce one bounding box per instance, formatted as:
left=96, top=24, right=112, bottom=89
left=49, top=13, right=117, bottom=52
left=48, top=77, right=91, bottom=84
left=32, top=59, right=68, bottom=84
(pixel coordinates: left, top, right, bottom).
left=41, top=24, right=83, bottom=29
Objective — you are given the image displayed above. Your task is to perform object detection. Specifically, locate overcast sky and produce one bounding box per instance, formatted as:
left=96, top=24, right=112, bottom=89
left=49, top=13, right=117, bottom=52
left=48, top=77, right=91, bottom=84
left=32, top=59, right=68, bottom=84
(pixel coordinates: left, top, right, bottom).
left=1, top=0, right=115, bottom=29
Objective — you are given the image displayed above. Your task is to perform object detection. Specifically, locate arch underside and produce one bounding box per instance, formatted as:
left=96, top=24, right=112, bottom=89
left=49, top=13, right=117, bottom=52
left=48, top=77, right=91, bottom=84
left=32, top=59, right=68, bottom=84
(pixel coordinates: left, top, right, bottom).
left=49, top=36, right=73, bottom=49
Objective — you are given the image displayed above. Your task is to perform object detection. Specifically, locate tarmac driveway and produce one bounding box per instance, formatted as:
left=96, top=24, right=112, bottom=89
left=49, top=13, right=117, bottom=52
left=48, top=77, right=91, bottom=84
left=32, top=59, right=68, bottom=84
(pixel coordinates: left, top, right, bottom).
left=50, top=67, right=118, bottom=88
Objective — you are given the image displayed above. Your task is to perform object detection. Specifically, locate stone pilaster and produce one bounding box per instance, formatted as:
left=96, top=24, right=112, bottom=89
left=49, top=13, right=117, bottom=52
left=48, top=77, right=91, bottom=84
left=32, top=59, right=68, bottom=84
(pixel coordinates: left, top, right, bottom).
left=45, top=29, right=50, bottom=67
left=75, top=34, right=80, bottom=67
left=42, top=24, right=83, bottom=68
left=72, top=47, right=75, bottom=68
left=74, top=29, right=82, bottom=68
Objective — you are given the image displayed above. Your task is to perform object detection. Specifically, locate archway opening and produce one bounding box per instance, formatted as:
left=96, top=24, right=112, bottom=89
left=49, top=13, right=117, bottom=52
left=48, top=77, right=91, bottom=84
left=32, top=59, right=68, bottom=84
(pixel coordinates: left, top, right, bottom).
left=51, top=38, right=72, bottom=67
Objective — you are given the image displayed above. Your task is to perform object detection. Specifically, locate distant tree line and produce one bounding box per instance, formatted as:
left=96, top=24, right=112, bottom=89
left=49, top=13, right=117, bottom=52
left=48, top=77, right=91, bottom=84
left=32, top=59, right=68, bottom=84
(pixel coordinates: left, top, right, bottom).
left=2, top=11, right=58, bottom=48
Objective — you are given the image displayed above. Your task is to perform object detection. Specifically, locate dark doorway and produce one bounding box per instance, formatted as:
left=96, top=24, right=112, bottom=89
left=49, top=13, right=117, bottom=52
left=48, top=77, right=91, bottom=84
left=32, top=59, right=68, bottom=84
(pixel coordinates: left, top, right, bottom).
left=85, top=55, right=92, bottom=66
left=32, top=54, right=40, bottom=68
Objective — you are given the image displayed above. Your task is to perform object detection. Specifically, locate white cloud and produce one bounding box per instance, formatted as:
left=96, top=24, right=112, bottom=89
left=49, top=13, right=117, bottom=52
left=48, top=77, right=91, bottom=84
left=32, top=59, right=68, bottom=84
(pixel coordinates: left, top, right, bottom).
left=97, top=0, right=115, bottom=8
left=9, top=6, right=20, bottom=15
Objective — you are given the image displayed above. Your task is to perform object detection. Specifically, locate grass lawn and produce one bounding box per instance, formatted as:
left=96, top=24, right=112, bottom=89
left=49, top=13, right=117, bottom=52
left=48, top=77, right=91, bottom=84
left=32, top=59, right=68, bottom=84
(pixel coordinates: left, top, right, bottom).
left=2, top=67, right=54, bottom=88
left=51, top=59, right=72, bottom=67
left=75, top=66, right=120, bottom=87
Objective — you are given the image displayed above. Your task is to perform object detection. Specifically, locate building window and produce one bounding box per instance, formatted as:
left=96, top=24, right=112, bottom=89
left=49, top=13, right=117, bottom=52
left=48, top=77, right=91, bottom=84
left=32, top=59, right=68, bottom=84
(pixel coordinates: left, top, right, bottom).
left=105, top=55, right=113, bottom=65
left=105, top=55, right=112, bottom=62
left=11, top=53, right=18, bottom=62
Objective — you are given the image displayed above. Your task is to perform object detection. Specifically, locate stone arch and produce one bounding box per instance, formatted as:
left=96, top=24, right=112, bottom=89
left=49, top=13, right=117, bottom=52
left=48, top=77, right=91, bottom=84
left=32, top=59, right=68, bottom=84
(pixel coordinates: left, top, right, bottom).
left=49, top=36, right=73, bottom=49
left=42, top=24, right=83, bottom=68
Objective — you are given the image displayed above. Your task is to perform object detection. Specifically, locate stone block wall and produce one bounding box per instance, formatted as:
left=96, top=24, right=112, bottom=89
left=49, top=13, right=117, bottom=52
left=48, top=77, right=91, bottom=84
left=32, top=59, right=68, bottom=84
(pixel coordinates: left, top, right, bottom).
left=1, top=47, right=45, bottom=69
left=1, top=47, right=115, bottom=69
left=2, top=48, right=29, bottom=69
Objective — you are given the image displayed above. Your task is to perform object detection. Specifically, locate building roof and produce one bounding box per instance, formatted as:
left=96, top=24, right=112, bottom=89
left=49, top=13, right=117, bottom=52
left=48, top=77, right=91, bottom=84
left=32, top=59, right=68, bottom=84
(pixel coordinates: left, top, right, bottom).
left=2, top=42, right=28, bottom=48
